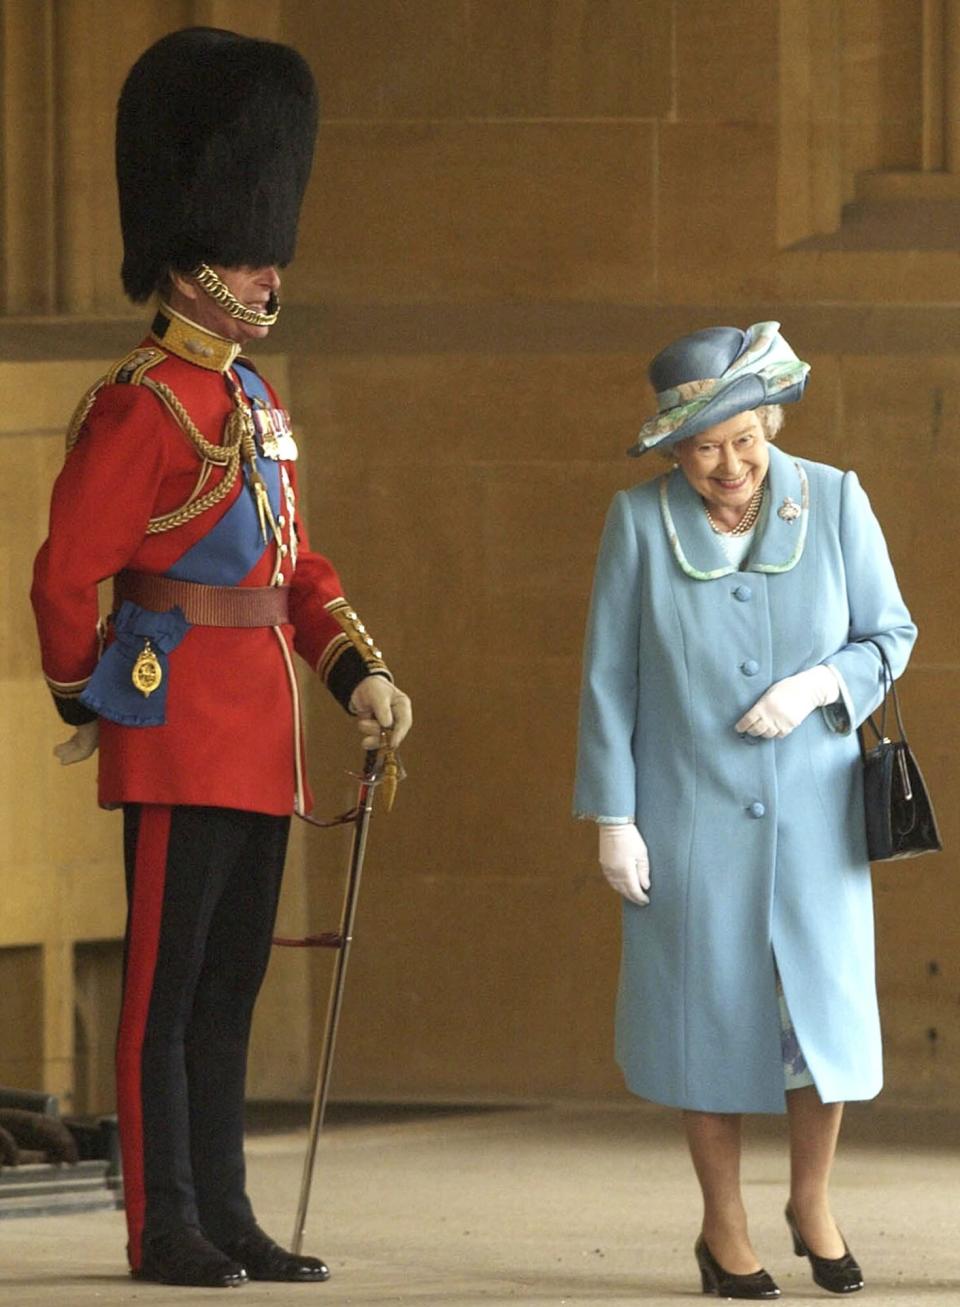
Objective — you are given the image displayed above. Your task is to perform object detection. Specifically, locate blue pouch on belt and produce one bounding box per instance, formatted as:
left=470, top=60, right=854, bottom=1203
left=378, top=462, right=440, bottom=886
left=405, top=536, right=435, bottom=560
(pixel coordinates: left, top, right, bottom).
left=79, top=601, right=189, bottom=726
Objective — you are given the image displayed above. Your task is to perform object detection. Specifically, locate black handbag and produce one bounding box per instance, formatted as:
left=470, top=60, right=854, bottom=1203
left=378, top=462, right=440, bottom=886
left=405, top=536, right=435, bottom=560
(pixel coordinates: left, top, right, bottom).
left=858, top=642, right=942, bottom=861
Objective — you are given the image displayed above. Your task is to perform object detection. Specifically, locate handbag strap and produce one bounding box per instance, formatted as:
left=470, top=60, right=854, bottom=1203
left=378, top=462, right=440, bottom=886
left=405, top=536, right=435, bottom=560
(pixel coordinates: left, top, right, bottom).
left=859, top=638, right=908, bottom=744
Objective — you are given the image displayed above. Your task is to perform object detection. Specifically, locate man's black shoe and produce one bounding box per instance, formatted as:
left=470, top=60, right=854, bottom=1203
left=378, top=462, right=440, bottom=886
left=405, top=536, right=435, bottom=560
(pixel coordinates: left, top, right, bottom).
left=133, top=1226, right=248, bottom=1288
left=222, top=1225, right=330, bottom=1282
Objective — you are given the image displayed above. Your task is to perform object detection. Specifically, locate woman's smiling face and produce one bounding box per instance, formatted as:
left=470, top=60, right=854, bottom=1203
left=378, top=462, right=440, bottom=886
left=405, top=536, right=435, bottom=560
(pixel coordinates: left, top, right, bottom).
left=673, top=410, right=770, bottom=512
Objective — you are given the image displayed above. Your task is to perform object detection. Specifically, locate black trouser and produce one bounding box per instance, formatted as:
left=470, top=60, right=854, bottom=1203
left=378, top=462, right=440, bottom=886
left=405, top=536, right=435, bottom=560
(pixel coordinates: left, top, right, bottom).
left=117, top=804, right=289, bottom=1269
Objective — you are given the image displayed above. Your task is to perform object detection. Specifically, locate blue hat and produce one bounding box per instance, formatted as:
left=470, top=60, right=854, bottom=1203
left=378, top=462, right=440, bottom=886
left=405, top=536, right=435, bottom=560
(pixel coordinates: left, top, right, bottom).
left=627, top=321, right=810, bottom=457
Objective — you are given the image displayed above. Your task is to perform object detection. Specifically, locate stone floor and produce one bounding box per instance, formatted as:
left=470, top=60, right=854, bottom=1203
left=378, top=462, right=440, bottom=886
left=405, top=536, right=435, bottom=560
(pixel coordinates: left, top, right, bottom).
left=0, top=1100, right=958, bottom=1305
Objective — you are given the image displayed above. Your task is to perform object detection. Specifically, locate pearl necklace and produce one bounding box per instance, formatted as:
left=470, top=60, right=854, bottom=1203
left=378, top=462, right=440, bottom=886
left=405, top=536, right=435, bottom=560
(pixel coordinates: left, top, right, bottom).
left=704, top=480, right=766, bottom=536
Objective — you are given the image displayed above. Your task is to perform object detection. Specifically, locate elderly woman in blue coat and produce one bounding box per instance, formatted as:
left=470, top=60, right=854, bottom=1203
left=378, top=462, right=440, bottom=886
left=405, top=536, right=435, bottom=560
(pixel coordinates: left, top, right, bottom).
left=575, top=322, right=916, bottom=1300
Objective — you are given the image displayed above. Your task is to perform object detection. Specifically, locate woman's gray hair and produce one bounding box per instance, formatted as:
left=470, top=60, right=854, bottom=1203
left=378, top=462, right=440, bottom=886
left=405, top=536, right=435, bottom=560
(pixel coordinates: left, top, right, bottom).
left=658, top=404, right=785, bottom=460
left=755, top=404, right=785, bottom=440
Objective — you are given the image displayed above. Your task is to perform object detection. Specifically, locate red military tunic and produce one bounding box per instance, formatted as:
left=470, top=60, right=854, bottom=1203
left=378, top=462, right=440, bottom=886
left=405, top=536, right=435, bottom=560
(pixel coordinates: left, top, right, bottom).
left=32, top=306, right=387, bottom=815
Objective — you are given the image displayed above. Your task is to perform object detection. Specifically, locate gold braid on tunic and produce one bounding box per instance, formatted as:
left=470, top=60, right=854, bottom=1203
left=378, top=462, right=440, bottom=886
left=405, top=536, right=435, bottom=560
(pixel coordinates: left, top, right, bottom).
left=63, top=349, right=271, bottom=537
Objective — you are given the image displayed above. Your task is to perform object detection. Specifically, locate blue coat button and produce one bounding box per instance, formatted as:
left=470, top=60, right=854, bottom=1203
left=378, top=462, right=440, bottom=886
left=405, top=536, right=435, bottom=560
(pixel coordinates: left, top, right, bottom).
left=733, top=584, right=752, bottom=602
left=740, top=659, right=760, bottom=676
left=748, top=801, right=766, bottom=818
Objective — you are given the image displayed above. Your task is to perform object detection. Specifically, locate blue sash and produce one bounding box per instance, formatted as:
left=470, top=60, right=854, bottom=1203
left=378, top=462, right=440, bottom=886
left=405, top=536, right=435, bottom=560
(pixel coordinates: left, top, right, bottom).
left=167, top=363, right=282, bottom=584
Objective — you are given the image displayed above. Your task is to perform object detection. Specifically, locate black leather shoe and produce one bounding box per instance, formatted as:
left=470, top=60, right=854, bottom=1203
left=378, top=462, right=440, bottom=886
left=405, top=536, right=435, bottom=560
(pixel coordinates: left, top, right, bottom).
left=221, top=1225, right=330, bottom=1282
left=134, top=1226, right=248, bottom=1287
left=695, top=1235, right=780, bottom=1299
left=785, top=1205, right=864, bottom=1294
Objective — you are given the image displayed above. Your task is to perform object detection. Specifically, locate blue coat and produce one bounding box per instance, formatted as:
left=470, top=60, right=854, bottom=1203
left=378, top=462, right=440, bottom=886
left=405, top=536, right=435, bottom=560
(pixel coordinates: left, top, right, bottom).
left=574, top=444, right=916, bottom=1113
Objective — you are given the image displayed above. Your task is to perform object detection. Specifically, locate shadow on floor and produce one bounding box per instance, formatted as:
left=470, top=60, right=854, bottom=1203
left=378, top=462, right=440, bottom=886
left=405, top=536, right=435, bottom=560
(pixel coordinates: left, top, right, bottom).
left=245, top=1098, right=531, bottom=1133
left=246, top=1096, right=960, bottom=1153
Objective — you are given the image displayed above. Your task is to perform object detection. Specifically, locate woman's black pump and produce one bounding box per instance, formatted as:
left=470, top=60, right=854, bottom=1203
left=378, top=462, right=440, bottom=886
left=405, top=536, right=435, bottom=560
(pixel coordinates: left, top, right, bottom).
left=694, top=1235, right=780, bottom=1299
left=785, top=1205, right=864, bottom=1294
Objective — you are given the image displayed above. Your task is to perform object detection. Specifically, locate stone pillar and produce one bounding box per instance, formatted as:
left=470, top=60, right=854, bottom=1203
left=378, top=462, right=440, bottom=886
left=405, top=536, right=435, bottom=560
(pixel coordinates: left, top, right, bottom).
left=922, top=0, right=946, bottom=170
left=944, top=0, right=960, bottom=172
left=0, top=0, right=57, bottom=313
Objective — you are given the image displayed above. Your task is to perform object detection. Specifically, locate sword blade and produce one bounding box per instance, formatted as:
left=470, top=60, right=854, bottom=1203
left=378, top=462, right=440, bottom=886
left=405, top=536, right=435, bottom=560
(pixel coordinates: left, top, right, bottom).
left=290, top=753, right=378, bottom=1253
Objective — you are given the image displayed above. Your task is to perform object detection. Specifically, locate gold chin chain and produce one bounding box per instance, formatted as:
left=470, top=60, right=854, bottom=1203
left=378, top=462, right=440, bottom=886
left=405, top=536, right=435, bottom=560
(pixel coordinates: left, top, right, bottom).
left=192, top=263, right=280, bottom=327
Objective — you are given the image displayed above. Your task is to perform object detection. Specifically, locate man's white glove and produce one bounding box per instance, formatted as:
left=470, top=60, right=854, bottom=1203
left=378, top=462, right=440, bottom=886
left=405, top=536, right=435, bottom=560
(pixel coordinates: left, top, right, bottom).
left=54, top=720, right=99, bottom=765
left=736, top=665, right=840, bottom=739
left=598, top=823, right=651, bottom=906
left=349, top=676, right=412, bottom=750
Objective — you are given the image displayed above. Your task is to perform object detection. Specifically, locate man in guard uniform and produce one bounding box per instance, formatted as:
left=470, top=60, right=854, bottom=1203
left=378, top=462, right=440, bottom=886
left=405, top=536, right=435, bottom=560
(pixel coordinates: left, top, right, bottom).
left=31, top=28, right=411, bottom=1289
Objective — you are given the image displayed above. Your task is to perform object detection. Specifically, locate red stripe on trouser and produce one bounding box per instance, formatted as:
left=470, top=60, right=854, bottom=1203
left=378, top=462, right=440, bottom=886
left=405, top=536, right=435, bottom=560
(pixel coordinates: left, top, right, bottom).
left=115, top=805, right=171, bottom=1271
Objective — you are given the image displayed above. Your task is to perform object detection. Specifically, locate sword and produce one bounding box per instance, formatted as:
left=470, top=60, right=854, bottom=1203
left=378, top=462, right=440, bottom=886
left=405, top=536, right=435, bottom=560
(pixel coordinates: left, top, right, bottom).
left=277, top=731, right=402, bottom=1254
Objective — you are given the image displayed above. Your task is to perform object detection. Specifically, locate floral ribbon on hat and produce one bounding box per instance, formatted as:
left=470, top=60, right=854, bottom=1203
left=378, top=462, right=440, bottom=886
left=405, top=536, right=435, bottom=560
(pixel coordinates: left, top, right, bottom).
left=633, top=321, right=810, bottom=454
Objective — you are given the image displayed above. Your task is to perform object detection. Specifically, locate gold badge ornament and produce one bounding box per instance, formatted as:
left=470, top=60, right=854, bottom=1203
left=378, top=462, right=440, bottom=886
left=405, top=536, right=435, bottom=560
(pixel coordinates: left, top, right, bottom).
left=132, top=640, right=163, bottom=697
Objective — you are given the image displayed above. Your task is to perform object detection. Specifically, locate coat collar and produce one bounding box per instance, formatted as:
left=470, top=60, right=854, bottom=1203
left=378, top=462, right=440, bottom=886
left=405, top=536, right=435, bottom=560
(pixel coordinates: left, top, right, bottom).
left=150, top=302, right=242, bottom=372
left=658, top=443, right=809, bottom=581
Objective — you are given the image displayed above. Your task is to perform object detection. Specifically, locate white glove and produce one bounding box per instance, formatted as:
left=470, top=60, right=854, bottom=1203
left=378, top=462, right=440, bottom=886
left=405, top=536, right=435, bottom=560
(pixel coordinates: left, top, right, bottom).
left=54, top=720, right=99, bottom=765
left=735, top=665, right=840, bottom=739
left=349, top=676, right=412, bottom=750
left=598, top=823, right=651, bottom=906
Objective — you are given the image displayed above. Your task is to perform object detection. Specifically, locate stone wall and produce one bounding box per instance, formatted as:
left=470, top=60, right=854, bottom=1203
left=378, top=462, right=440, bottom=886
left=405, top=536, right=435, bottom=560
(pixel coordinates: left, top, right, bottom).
left=1, top=0, right=956, bottom=1111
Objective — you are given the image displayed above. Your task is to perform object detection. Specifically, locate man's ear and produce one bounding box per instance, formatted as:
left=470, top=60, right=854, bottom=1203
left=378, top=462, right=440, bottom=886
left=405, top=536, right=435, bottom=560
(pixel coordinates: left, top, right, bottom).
left=169, top=269, right=199, bottom=301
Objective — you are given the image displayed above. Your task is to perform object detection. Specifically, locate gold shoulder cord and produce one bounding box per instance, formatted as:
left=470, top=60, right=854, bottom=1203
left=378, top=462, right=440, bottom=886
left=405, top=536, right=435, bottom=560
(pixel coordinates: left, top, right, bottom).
left=65, top=381, right=106, bottom=455
left=64, top=348, right=161, bottom=454
left=140, top=380, right=247, bottom=535
left=63, top=348, right=261, bottom=537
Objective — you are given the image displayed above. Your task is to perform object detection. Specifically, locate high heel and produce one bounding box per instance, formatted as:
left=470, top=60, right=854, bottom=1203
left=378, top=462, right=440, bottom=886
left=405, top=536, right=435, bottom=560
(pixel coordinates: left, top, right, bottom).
left=694, top=1235, right=780, bottom=1300
left=785, top=1204, right=864, bottom=1294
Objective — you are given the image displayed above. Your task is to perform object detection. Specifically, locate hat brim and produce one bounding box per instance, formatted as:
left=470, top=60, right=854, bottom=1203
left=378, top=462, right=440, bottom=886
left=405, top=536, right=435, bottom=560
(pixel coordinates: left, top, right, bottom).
left=627, top=367, right=809, bottom=457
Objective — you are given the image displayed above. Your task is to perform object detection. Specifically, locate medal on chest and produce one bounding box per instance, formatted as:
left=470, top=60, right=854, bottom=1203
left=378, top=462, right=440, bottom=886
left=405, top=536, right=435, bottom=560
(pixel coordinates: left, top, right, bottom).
left=251, top=400, right=298, bottom=461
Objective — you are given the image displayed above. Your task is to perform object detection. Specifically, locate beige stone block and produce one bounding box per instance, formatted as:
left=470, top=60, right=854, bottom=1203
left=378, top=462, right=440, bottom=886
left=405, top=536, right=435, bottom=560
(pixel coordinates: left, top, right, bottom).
left=4, top=435, right=66, bottom=682
left=779, top=350, right=843, bottom=469
left=775, top=249, right=960, bottom=303
left=839, top=0, right=922, bottom=173
left=835, top=352, right=959, bottom=661
left=675, top=0, right=778, bottom=123
left=0, top=361, right=117, bottom=434
left=296, top=454, right=651, bottom=678
left=249, top=826, right=318, bottom=1100
left=457, top=0, right=672, bottom=120
left=193, top=0, right=281, bottom=38
left=896, top=668, right=959, bottom=865
left=778, top=0, right=844, bottom=243
left=290, top=351, right=660, bottom=472
left=839, top=354, right=960, bottom=472
left=0, top=946, right=44, bottom=1089
left=297, top=122, right=656, bottom=302
left=74, top=940, right=123, bottom=1114
left=330, top=861, right=624, bottom=1099
left=1, top=0, right=56, bottom=313
left=0, top=679, right=119, bottom=944
left=290, top=0, right=671, bottom=120
left=658, top=124, right=779, bottom=301
left=53, top=0, right=166, bottom=315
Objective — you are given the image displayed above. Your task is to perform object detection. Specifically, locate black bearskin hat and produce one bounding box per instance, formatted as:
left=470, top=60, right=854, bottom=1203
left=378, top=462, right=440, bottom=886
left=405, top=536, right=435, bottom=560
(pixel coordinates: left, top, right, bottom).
left=116, top=27, right=318, bottom=302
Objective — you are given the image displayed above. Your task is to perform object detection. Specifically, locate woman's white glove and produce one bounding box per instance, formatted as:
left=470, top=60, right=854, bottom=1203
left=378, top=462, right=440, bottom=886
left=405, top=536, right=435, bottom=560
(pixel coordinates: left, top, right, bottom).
left=598, top=823, right=651, bottom=906
left=349, top=676, right=412, bottom=750
left=736, top=665, right=840, bottom=739
left=54, top=720, right=99, bottom=765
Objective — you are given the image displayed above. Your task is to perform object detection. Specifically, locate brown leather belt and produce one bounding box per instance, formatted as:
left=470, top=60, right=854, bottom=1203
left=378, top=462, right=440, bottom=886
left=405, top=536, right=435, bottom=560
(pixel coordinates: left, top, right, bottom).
left=115, top=570, right=289, bottom=627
